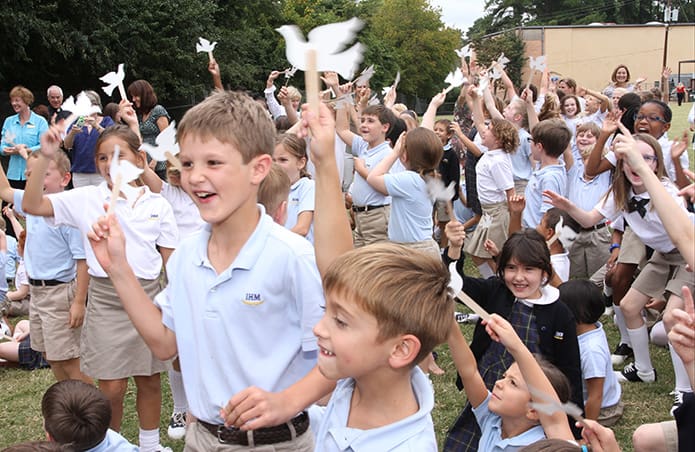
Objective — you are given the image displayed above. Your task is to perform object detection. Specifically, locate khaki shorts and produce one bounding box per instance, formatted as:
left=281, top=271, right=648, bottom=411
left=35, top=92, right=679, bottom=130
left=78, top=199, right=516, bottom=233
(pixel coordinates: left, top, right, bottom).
left=597, top=400, right=624, bottom=427
left=185, top=421, right=314, bottom=452
left=617, top=227, right=647, bottom=266
left=29, top=280, right=81, bottom=361
left=632, top=250, right=695, bottom=300
left=353, top=205, right=390, bottom=248
left=395, top=238, right=440, bottom=259
left=569, top=226, right=611, bottom=279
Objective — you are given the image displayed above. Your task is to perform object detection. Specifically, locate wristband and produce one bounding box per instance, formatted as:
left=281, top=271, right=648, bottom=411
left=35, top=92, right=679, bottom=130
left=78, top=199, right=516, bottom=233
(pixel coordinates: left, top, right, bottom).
left=609, top=243, right=621, bottom=252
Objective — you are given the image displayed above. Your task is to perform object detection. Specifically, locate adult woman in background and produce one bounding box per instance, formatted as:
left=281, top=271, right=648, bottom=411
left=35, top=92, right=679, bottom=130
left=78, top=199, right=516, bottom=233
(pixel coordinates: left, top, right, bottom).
left=127, top=80, right=170, bottom=180
left=63, top=90, right=114, bottom=187
left=603, top=64, right=644, bottom=98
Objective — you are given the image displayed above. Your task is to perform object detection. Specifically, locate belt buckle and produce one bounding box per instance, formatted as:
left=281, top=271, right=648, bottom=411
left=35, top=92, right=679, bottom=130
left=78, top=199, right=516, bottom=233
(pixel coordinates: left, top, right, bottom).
left=216, top=425, right=230, bottom=444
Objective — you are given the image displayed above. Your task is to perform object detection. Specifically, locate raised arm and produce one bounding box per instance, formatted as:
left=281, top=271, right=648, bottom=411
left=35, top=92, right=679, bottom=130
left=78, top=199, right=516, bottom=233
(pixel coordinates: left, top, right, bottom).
left=140, top=158, right=163, bottom=193
left=208, top=58, right=223, bottom=90
left=485, top=314, right=574, bottom=440
left=543, top=190, right=605, bottom=229
left=447, top=318, right=489, bottom=408
left=581, top=86, right=610, bottom=113
left=22, top=128, right=59, bottom=217
left=300, top=102, right=353, bottom=276
left=422, top=91, right=446, bottom=130
left=585, top=111, right=620, bottom=177
left=483, top=85, right=504, bottom=121
left=335, top=105, right=356, bottom=149
left=365, top=136, right=401, bottom=196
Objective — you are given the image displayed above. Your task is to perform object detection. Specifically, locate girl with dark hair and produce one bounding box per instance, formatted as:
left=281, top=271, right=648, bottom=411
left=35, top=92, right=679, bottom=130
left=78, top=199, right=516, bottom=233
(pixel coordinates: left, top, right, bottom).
left=127, top=80, right=170, bottom=180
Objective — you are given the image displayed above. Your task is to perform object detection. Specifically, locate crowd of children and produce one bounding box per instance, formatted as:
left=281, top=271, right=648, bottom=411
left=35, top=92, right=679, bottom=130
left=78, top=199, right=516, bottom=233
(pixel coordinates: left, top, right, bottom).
left=0, top=42, right=693, bottom=452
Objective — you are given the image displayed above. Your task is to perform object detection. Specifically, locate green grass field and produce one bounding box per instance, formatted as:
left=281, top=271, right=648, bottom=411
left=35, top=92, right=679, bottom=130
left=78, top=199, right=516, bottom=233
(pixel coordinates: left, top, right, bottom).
left=0, top=102, right=692, bottom=451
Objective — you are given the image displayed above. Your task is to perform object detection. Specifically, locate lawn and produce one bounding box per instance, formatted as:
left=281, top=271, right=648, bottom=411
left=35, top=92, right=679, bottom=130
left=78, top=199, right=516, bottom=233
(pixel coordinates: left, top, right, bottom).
left=0, top=102, right=692, bottom=451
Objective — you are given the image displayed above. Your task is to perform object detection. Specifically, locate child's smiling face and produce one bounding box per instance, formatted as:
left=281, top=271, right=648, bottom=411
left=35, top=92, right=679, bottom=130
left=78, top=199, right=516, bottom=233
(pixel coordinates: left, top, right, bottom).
left=633, top=103, right=670, bottom=138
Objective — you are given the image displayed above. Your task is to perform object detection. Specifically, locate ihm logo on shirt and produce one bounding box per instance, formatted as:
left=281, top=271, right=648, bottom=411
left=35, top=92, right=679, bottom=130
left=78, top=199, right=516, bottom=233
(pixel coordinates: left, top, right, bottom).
left=242, top=292, right=264, bottom=306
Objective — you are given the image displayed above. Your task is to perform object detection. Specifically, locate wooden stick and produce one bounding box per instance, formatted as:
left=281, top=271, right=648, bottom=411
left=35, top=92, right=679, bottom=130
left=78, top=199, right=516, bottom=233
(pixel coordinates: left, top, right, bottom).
left=525, top=69, right=534, bottom=92
left=117, top=83, right=127, bottom=102
left=208, top=51, right=214, bottom=63
left=305, top=48, right=320, bottom=117
left=108, top=173, right=122, bottom=215
left=164, top=151, right=182, bottom=172
left=454, top=290, right=491, bottom=322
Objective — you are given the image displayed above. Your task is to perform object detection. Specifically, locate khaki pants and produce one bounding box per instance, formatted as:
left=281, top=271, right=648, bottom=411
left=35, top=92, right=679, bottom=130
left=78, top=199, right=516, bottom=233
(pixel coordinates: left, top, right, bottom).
left=185, top=421, right=314, bottom=452
left=352, top=205, right=390, bottom=248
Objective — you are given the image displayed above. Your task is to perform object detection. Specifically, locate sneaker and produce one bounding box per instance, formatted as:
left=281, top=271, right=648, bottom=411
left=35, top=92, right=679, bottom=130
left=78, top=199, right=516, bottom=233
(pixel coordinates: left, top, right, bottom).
left=669, top=390, right=684, bottom=416
left=611, top=343, right=634, bottom=366
left=455, top=312, right=481, bottom=324
left=167, top=412, right=186, bottom=440
left=617, top=362, right=657, bottom=383
left=155, top=446, right=173, bottom=452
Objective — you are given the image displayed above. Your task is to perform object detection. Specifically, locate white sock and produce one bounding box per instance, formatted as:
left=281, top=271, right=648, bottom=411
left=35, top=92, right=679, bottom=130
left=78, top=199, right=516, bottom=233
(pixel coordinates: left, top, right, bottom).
left=168, top=370, right=188, bottom=414
left=139, top=428, right=160, bottom=452
left=627, top=325, right=653, bottom=373
left=477, top=262, right=494, bottom=279
left=670, top=343, right=694, bottom=393
left=613, top=306, right=631, bottom=346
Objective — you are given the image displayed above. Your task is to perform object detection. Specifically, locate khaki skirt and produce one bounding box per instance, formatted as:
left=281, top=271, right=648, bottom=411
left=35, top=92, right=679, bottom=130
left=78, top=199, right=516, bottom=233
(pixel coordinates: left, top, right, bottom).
left=464, top=201, right=509, bottom=259
left=80, top=276, right=167, bottom=379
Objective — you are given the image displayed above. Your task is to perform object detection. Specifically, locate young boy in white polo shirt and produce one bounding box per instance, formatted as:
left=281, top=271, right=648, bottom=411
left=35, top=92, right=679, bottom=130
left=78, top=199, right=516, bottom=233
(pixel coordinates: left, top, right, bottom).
left=303, top=102, right=454, bottom=450
left=336, top=104, right=393, bottom=247
left=0, top=151, right=88, bottom=382
left=86, top=90, right=331, bottom=451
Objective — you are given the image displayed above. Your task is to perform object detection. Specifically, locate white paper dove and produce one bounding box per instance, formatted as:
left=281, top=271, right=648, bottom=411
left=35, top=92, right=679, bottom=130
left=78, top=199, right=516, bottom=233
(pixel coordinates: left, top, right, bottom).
left=381, top=71, right=401, bottom=97
left=528, top=385, right=588, bottom=428
left=140, top=121, right=182, bottom=171
left=367, top=94, right=379, bottom=106
left=381, top=86, right=392, bottom=96
left=333, top=93, right=355, bottom=110
left=275, top=17, right=365, bottom=79
left=3, top=130, right=16, bottom=146
left=100, top=64, right=127, bottom=100
left=60, top=92, right=102, bottom=134
left=529, top=55, right=547, bottom=72
left=443, top=68, right=468, bottom=94
left=196, top=37, right=217, bottom=62
left=495, top=53, right=510, bottom=68
left=284, top=66, right=298, bottom=78
left=490, top=66, right=504, bottom=80
left=353, top=64, right=375, bottom=86
left=426, top=178, right=456, bottom=203
left=455, top=45, right=472, bottom=59
left=108, top=144, right=144, bottom=213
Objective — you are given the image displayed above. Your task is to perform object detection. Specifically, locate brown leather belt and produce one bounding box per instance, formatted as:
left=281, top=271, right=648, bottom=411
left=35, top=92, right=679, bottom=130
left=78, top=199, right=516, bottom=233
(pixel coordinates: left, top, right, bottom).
left=198, top=411, right=309, bottom=445
left=580, top=222, right=607, bottom=232
left=352, top=204, right=388, bottom=212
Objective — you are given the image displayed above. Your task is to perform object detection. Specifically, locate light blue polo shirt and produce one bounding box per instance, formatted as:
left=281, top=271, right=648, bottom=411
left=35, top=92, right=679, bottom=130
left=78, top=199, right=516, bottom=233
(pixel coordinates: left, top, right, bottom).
left=13, top=190, right=85, bottom=281
left=522, top=163, right=567, bottom=229
left=567, top=162, right=611, bottom=212
left=309, top=367, right=438, bottom=451
left=284, top=177, right=315, bottom=243
left=473, top=392, right=546, bottom=451
left=5, top=235, right=17, bottom=280
left=155, top=206, right=324, bottom=424
left=349, top=136, right=392, bottom=207
left=0, top=111, right=49, bottom=180
left=511, top=128, right=533, bottom=182
left=384, top=170, right=434, bottom=242
left=85, top=429, right=138, bottom=451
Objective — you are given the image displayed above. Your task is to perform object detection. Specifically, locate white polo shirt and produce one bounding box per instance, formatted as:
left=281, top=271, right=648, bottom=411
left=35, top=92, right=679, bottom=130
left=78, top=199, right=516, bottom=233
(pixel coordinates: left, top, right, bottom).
left=348, top=136, right=392, bottom=207
left=155, top=207, right=324, bottom=424
left=595, top=181, right=691, bottom=254
left=284, top=177, right=315, bottom=243
left=476, top=149, right=514, bottom=205
left=309, top=367, right=437, bottom=451
left=160, top=183, right=206, bottom=239
left=48, top=182, right=178, bottom=278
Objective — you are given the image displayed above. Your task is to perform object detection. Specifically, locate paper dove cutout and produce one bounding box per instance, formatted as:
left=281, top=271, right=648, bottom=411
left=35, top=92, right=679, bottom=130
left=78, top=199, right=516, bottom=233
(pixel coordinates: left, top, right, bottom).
left=381, top=71, right=401, bottom=96
left=367, top=94, right=379, bottom=106
left=100, top=64, right=127, bottom=100
left=490, top=66, right=504, bottom=80
left=196, top=37, right=217, bottom=54
left=275, top=17, right=365, bottom=79
left=496, top=53, right=510, bottom=68
left=109, top=144, right=144, bottom=211
left=284, top=66, right=298, bottom=78
left=196, top=37, right=217, bottom=62
left=382, top=86, right=392, bottom=96
left=333, top=93, right=355, bottom=110
left=426, top=178, right=456, bottom=203
left=455, top=44, right=473, bottom=59
left=140, top=121, right=182, bottom=171
left=3, top=130, right=16, bottom=146
left=529, top=55, right=547, bottom=72
left=444, top=68, right=468, bottom=94
left=353, top=64, right=375, bottom=86
left=60, top=92, right=102, bottom=134
left=528, top=385, right=588, bottom=427
left=476, top=74, right=490, bottom=96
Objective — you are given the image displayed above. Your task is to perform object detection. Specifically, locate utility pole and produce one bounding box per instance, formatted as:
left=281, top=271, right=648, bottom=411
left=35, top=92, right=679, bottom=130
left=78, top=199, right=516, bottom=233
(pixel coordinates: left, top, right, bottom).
left=661, top=0, right=671, bottom=102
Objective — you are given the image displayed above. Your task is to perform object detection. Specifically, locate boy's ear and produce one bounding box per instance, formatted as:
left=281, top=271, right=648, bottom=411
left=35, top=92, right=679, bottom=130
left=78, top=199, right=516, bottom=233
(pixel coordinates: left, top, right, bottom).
left=526, top=405, right=541, bottom=422
left=274, top=200, right=288, bottom=225
left=388, top=334, right=421, bottom=369
left=381, top=122, right=390, bottom=135
left=60, top=171, right=71, bottom=188
left=250, top=154, right=273, bottom=185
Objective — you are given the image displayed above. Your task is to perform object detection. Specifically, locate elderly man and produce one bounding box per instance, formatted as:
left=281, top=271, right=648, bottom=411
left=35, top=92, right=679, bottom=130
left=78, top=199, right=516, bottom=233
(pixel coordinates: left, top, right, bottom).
left=46, top=85, right=70, bottom=123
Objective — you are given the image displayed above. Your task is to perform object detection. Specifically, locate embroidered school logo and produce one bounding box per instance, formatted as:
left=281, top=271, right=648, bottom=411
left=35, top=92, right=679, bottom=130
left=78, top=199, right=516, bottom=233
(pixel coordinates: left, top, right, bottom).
left=554, top=331, right=564, bottom=340
left=242, top=292, right=264, bottom=306
left=149, top=213, right=160, bottom=220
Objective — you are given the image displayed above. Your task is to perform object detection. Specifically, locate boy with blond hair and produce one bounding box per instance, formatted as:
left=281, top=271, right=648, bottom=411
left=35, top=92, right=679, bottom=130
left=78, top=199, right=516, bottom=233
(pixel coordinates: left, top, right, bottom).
left=83, top=90, right=329, bottom=451
left=302, top=102, right=454, bottom=450
left=257, top=162, right=291, bottom=225
left=0, top=150, right=88, bottom=382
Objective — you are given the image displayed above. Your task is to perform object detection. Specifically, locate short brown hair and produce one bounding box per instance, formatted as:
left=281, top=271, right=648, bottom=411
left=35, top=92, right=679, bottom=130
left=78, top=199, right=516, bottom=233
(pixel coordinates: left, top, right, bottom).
left=531, top=119, right=571, bottom=158
left=9, top=86, right=34, bottom=105
left=258, top=163, right=291, bottom=216
left=611, top=64, right=631, bottom=84
left=29, top=150, right=71, bottom=175
left=490, top=118, right=519, bottom=154
left=322, top=243, right=454, bottom=365
left=41, top=380, right=111, bottom=450
left=177, top=90, right=275, bottom=164
left=575, top=122, right=599, bottom=138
